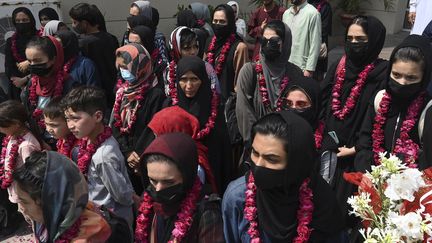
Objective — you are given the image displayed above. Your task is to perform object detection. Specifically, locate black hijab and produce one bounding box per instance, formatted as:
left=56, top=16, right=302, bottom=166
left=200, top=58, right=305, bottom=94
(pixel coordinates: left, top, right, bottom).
left=12, top=7, right=37, bottom=34
left=177, top=9, right=199, bottom=28
left=283, top=77, right=321, bottom=129
left=38, top=7, right=59, bottom=22
left=55, top=30, right=80, bottom=62
left=176, top=56, right=212, bottom=128
left=212, top=4, right=237, bottom=45
left=385, top=34, right=432, bottom=93
left=253, top=111, right=316, bottom=242
left=252, top=111, right=342, bottom=242
left=131, top=25, right=155, bottom=54
left=127, top=15, right=154, bottom=32
left=345, top=16, right=386, bottom=76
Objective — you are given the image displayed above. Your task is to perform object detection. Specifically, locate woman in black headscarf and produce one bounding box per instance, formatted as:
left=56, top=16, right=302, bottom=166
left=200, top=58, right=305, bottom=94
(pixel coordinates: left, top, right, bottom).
left=236, top=20, right=305, bottom=145
left=128, top=26, right=155, bottom=54
left=222, top=111, right=345, bottom=243
left=355, top=35, right=432, bottom=171
left=38, top=7, right=59, bottom=34
left=5, top=7, right=38, bottom=100
left=135, top=133, right=224, bottom=242
left=13, top=151, right=111, bottom=242
left=168, top=56, right=233, bottom=192
left=319, top=15, right=387, bottom=229
left=55, top=30, right=101, bottom=88
left=176, top=9, right=209, bottom=58
left=205, top=4, right=249, bottom=102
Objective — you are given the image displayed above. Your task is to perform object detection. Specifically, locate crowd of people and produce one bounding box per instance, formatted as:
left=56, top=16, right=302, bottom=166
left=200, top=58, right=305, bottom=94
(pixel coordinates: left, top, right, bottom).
left=1, top=0, right=432, bottom=242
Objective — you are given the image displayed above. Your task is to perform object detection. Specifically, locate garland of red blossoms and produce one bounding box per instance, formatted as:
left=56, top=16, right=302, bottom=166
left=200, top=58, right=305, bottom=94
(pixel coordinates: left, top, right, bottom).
left=168, top=60, right=179, bottom=104
left=55, top=217, right=82, bottom=243
left=372, top=91, right=425, bottom=167
left=11, top=33, right=26, bottom=63
left=331, top=56, right=375, bottom=120
left=206, top=34, right=236, bottom=76
left=135, top=178, right=202, bottom=243
left=316, top=0, right=327, bottom=12
left=112, top=79, right=152, bottom=134
left=76, top=126, right=112, bottom=176
left=314, top=121, right=325, bottom=150
left=255, top=57, right=290, bottom=112
left=0, top=135, right=24, bottom=189
left=56, top=133, right=77, bottom=158
left=244, top=173, right=314, bottom=242
left=29, top=56, right=77, bottom=129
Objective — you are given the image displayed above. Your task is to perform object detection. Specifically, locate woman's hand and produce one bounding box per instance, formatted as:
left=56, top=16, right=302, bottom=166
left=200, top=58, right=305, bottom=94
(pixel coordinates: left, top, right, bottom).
left=17, top=60, right=30, bottom=73
left=11, top=76, right=28, bottom=88
left=337, top=146, right=356, bottom=157
left=127, top=151, right=141, bottom=170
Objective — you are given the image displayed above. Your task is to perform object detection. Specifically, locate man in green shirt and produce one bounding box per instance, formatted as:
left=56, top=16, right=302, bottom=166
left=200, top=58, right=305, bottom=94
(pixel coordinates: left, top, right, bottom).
left=282, top=0, right=321, bottom=77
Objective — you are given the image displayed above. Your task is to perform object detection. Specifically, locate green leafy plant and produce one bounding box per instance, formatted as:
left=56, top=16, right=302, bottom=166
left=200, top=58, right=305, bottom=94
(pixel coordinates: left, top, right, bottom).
left=173, top=4, right=187, bottom=18
left=339, top=0, right=395, bottom=13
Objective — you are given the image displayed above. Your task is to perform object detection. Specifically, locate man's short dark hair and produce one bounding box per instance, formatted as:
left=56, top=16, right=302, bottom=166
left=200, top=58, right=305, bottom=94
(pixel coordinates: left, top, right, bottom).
left=60, top=86, right=107, bottom=116
left=43, top=97, right=64, bottom=120
left=69, top=3, right=100, bottom=26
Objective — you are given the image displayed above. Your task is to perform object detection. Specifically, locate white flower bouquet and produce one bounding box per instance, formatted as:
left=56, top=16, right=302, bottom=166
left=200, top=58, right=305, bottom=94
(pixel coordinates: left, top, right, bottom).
left=344, top=153, right=432, bottom=242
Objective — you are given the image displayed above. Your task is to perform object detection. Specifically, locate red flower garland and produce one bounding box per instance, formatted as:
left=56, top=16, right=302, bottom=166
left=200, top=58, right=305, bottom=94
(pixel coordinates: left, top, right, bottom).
left=55, top=217, right=82, bottom=243
left=316, top=0, right=327, bottom=12
left=331, top=56, right=375, bottom=120
left=11, top=33, right=26, bottom=63
left=206, top=34, right=236, bottom=76
left=168, top=60, right=179, bottom=104
left=255, top=57, right=290, bottom=112
left=0, top=135, right=24, bottom=189
left=314, top=121, right=325, bottom=150
left=372, top=91, right=425, bottom=166
left=112, top=79, right=152, bottom=134
left=76, top=126, right=112, bottom=176
left=135, top=178, right=202, bottom=243
left=29, top=56, right=77, bottom=129
left=56, top=133, right=77, bottom=158
left=244, top=173, right=314, bottom=243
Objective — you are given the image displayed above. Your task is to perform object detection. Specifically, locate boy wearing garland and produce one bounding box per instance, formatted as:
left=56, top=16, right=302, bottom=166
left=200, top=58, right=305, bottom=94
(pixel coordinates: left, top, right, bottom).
left=60, top=86, right=135, bottom=231
left=43, top=97, right=78, bottom=160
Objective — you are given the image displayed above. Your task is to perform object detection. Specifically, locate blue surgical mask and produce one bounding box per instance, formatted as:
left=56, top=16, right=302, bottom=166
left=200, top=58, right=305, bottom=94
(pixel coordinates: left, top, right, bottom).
left=120, top=68, right=136, bottom=83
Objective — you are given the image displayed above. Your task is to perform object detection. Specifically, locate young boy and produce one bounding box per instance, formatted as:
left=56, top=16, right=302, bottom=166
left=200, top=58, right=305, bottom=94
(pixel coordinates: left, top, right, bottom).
left=43, top=97, right=78, bottom=159
left=60, top=86, right=134, bottom=229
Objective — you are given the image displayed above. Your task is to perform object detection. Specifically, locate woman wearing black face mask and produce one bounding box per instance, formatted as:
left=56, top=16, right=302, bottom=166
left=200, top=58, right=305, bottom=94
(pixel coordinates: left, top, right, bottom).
left=135, top=132, right=224, bottom=243
left=223, top=111, right=345, bottom=243
left=318, top=16, right=387, bottom=229
left=355, top=35, right=432, bottom=172
left=236, top=20, right=305, bottom=146
left=5, top=7, right=39, bottom=100
left=205, top=4, right=249, bottom=101
left=282, top=76, right=321, bottom=130
left=22, top=36, right=79, bottom=136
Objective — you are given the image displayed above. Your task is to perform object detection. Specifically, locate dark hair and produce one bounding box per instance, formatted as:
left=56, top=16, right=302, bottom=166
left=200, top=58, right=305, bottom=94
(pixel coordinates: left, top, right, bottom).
left=0, top=100, right=29, bottom=128
left=263, top=20, right=286, bottom=42
left=43, top=97, right=64, bottom=120
left=60, top=86, right=107, bottom=116
left=180, top=28, right=198, bottom=49
left=145, top=153, right=176, bottom=165
left=347, top=15, right=368, bottom=36
left=69, top=3, right=103, bottom=28
left=0, top=100, right=44, bottom=147
left=13, top=151, right=47, bottom=202
left=38, top=7, right=59, bottom=21
left=251, top=113, right=290, bottom=155
left=393, top=46, right=426, bottom=72
left=26, top=36, right=57, bottom=60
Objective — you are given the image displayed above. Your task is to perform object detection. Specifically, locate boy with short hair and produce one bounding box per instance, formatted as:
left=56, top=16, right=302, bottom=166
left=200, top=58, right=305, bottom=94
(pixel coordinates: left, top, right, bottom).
left=60, top=86, right=134, bottom=228
left=43, top=97, right=78, bottom=159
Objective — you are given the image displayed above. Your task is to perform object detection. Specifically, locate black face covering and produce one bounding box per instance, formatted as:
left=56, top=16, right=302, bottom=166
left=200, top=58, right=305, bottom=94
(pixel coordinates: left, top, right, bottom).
left=388, top=77, right=423, bottom=99
left=291, top=0, right=303, bottom=5
left=261, top=37, right=282, bottom=60
left=345, top=41, right=369, bottom=65
left=15, top=22, right=33, bottom=34
left=147, top=183, right=185, bottom=205
left=286, top=107, right=317, bottom=128
left=29, top=63, right=53, bottom=76
left=213, top=23, right=231, bottom=39
left=251, top=162, right=285, bottom=190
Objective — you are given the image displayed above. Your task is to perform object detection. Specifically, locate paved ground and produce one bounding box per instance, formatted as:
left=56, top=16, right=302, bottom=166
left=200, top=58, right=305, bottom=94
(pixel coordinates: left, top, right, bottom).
left=0, top=30, right=411, bottom=243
